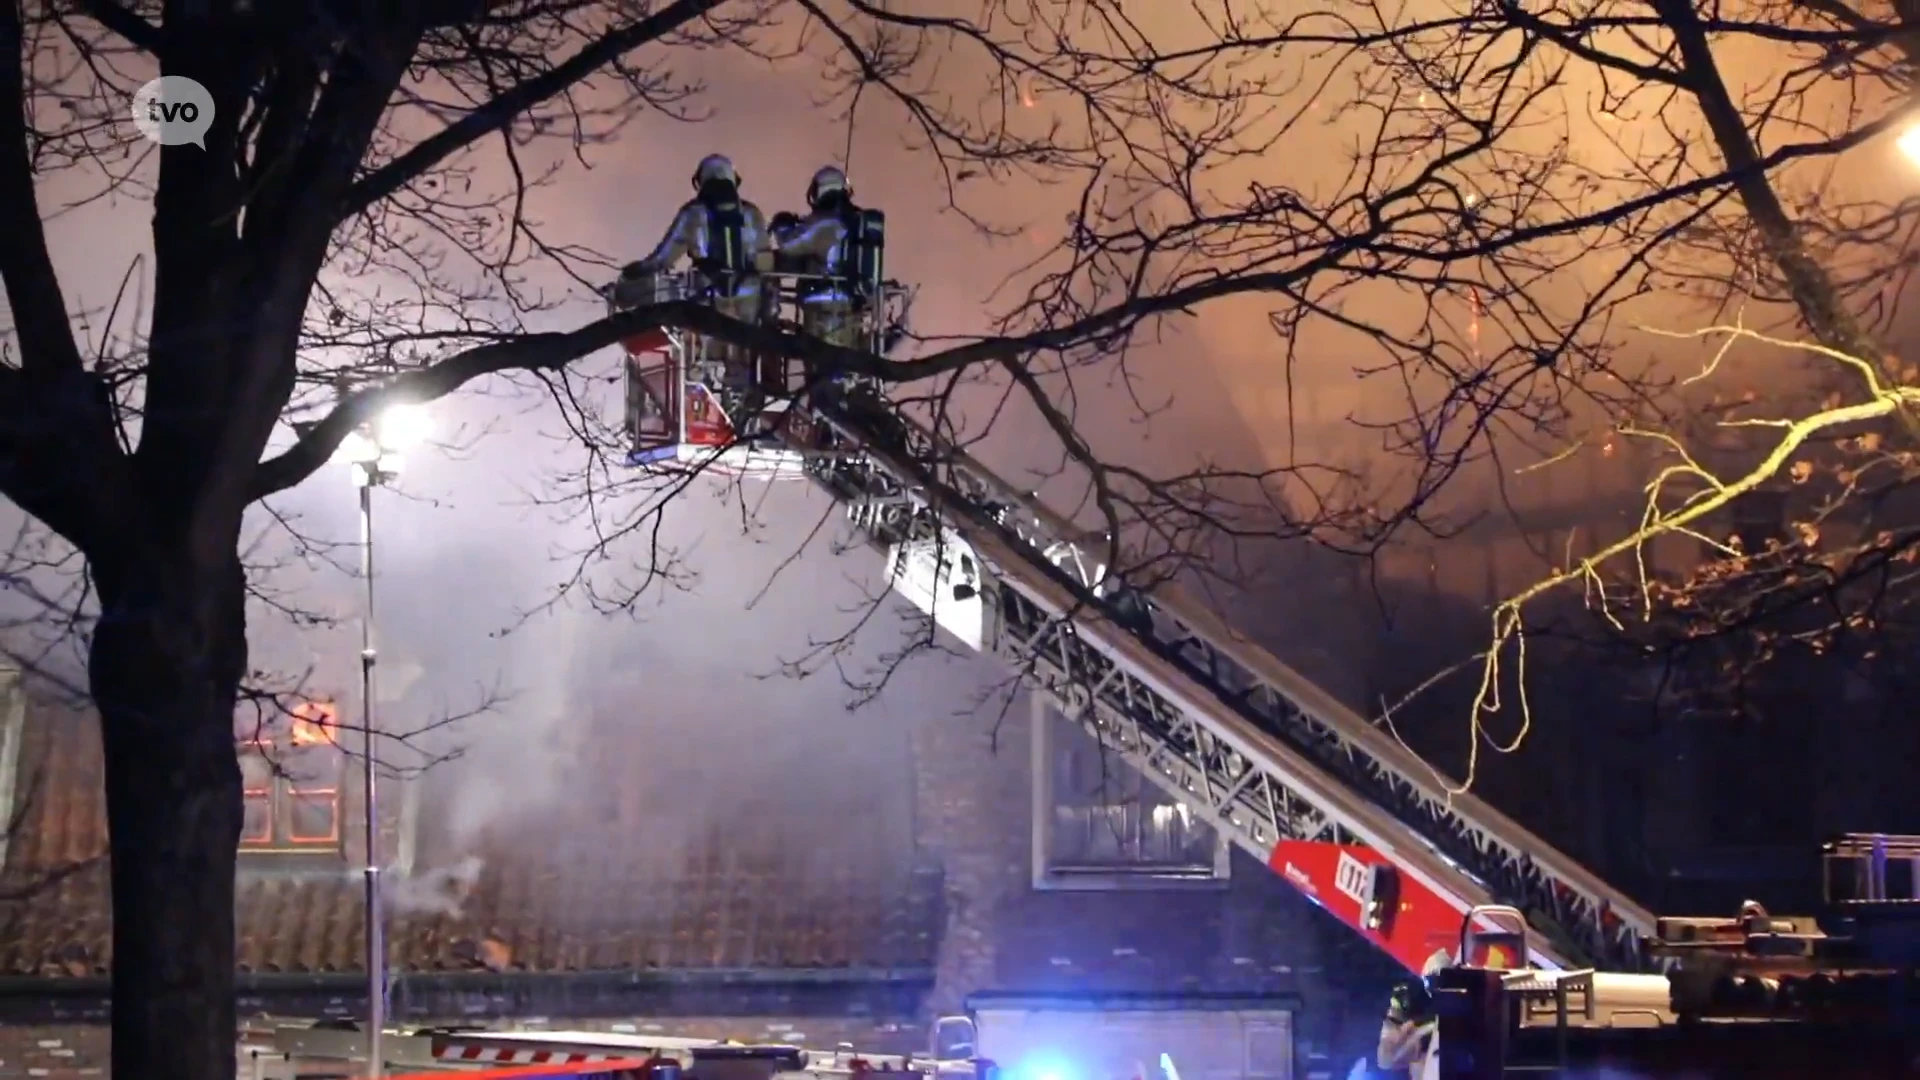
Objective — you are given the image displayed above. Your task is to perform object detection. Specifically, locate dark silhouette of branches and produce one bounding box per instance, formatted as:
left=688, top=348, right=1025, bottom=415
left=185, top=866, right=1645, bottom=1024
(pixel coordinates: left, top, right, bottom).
left=1331, top=0, right=1920, bottom=779
left=6, top=0, right=1920, bottom=1076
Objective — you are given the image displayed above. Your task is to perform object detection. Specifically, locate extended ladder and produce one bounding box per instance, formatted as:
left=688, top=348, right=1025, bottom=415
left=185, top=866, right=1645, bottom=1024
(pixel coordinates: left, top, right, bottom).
left=784, top=387, right=1658, bottom=974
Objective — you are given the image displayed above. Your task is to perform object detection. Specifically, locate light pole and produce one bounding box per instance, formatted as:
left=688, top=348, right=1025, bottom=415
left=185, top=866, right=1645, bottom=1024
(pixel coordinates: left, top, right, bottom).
left=334, top=402, right=430, bottom=1080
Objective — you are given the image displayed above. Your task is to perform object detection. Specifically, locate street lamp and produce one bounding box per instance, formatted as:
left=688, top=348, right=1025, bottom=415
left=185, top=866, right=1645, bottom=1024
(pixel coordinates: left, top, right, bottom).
left=1899, top=122, right=1920, bottom=170
left=333, top=401, right=430, bottom=1080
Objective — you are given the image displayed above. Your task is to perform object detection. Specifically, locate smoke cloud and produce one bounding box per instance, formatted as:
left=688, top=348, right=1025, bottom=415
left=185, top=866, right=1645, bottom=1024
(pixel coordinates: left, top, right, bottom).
left=383, top=855, right=485, bottom=919
left=267, top=418, right=1020, bottom=881
left=2, top=11, right=1443, bottom=877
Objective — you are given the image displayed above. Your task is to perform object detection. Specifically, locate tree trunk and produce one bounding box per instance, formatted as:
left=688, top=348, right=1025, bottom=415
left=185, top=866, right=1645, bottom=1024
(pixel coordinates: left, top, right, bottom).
left=90, top=552, right=249, bottom=1080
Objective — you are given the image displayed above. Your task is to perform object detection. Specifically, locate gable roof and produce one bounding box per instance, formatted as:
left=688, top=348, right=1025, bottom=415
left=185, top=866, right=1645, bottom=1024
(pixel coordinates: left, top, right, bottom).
left=0, top=699, right=940, bottom=981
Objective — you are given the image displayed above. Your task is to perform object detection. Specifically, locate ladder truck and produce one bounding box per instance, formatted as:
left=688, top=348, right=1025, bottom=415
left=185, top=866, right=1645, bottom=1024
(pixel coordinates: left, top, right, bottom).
left=1399, top=833, right=1920, bottom=1078
left=604, top=268, right=1658, bottom=978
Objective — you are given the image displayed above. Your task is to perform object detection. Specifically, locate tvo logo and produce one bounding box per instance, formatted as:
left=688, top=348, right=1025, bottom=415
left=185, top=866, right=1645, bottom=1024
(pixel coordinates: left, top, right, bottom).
left=131, top=76, right=215, bottom=148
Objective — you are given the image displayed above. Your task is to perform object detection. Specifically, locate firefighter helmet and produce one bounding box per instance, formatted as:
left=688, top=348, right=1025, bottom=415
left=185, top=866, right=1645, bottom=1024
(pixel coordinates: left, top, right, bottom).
left=692, top=153, right=740, bottom=190
left=806, top=165, right=850, bottom=208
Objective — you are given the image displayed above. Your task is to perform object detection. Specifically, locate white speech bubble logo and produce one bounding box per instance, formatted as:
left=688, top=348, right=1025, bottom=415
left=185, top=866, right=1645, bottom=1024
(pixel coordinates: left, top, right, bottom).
left=131, top=76, right=215, bottom=149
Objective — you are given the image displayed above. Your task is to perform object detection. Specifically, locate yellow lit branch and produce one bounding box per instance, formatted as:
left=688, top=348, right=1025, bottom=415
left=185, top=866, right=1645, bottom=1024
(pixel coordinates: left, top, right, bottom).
left=1453, top=324, right=1916, bottom=795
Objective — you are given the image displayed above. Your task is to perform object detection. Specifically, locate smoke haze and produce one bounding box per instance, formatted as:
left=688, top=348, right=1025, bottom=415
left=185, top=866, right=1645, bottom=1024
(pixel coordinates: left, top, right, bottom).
left=15, top=3, right=1910, bottom=881
left=0, top=23, right=1439, bottom=868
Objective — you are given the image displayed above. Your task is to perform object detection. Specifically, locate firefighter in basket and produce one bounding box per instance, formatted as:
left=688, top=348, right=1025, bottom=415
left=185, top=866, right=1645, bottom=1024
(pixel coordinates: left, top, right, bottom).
left=614, top=153, right=774, bottom=402
left=770, top=165, right=888, bottom=364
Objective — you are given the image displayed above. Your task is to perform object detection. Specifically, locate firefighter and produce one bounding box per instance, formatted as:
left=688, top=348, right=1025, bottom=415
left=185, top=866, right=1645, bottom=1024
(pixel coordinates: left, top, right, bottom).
left=1376, top=976, right=1438, bottom=1078
left=615, top=153, right=773, bottom=399
left=771, top=165, right=886, bottom=356
left=766, top=167, right=843, bottom=276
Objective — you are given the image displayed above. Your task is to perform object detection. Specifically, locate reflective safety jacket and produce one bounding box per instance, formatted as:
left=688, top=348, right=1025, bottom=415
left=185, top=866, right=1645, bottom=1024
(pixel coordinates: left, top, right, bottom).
left=640, top=191, right=773, bottom=296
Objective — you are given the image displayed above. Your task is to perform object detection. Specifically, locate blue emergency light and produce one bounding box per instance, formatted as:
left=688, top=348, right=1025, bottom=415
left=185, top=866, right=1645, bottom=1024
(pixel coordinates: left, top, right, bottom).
left=1011, top=1052, right=1076, bottom=1080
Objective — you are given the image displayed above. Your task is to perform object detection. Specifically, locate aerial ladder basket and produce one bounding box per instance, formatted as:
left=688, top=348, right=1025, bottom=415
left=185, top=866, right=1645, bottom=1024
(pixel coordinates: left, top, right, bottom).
left=603, top=269, right=789, bottom=478
left=602, top=268, right=908, bottom=481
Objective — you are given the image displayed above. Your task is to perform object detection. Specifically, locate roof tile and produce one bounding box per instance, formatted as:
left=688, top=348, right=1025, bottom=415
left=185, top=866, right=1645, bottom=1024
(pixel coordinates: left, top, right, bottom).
left=0, top=702, right=940, bottom=979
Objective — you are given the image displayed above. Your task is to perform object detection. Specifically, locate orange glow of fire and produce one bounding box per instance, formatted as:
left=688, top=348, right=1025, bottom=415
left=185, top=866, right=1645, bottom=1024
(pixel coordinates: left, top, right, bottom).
left=290, top=700, right=339, bottom=747
left=1467, top=287, right=1483, bottom=360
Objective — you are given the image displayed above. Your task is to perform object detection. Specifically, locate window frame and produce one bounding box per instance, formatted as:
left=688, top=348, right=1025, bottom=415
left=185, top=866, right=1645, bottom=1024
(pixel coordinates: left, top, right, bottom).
left=242, top=770, right=274, bottom=845
left=237, top=703, right=346, bottom=855
left=285, top=785, right=343, bottom=844
left=1029, top=696, right=1231, bottom=892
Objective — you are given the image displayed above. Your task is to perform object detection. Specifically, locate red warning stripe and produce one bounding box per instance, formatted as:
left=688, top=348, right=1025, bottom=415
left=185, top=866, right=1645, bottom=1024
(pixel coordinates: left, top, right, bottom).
left=446, top=1044, right=618, bottom=1064
left=382, top=1057, right=650, bottom=1079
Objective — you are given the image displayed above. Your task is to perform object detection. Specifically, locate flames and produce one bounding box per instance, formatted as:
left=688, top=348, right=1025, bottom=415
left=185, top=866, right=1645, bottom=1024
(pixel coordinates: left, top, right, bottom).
left=290, top=699, right=339, bottom=747
left=1467, top=287, right=1483, bottom=361
left=478, top=937, right=512, bottom=972
left=234, top=697, right=340, bottom=748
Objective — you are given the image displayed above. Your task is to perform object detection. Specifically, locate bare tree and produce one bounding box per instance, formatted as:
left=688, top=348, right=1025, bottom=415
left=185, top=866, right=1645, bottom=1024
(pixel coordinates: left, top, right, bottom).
left=1329, top=0, right=1920, bottom=776
left=947, top=0, right=1920, bottom=790
left=8, top=0, right=1920, bottom=1076
left=1, top=3, right=1364, bottom=1077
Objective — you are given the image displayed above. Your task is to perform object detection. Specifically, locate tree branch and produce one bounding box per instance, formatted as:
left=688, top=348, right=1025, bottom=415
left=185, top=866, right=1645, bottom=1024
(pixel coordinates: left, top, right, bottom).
left=0, top=1, right=137, bottom=551
left=249, top=298, right=996, bottom=499
left=337, top=0, right=725, bottom=222
left=0, top=1, right=88, bottom=377
left=1465, top=325, right=1911, bottom=792
left=264, top=84, right=1915, bottom=507
left=70, top=0, right=159, bottom=51
left=1659, top=0, right=1920, bottom=450
left=0, top=368, right=136, bottom=555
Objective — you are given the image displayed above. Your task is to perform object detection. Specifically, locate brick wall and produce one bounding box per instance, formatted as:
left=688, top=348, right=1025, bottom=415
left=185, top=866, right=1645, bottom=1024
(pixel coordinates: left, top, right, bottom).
left=908, top=690, right=1398, bottom=1065
left=909, top=679, right=1027, bottom=1019
left=0, top=1025, right=105, bottom=1079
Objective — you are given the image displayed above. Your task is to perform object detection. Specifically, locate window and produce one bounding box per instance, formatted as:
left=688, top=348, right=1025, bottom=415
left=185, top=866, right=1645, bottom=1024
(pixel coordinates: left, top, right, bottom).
left=1030, top=697, right=1230, bottom=890
left=1724, top=488, right=1788, bottom=557
left=238, top=700, right=344, bottom=853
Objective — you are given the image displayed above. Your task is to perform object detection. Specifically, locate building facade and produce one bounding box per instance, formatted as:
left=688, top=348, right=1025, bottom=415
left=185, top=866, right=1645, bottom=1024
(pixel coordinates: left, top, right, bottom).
left=0, top=669, right=1396, bottom=1080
